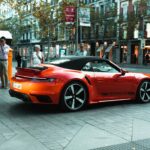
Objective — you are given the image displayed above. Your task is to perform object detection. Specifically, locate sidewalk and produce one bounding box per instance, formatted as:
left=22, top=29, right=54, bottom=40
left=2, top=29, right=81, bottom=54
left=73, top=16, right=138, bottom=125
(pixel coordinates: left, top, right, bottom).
left=1, top=61, right=150, bottom=150
left=117, top=63, right=150, bottom=69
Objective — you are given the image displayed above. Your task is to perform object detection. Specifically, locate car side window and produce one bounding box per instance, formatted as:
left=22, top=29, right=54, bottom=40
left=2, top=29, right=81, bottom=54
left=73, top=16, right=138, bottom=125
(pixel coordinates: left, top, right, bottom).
left=92, top=60, right=119, bottom=73
left=82, top=62, right=93, bottom=71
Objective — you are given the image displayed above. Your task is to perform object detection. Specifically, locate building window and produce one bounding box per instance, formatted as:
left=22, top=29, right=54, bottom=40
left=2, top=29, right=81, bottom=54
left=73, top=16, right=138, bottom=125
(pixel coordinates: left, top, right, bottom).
left=121, top=2, right=128, bottom=21
left=134, top=1, right=139, bottom=15
left=147, top=0, right=150, bottom=15
left=34, top=31, right=36, bottom=39
left=30, top=32, right=32, bottom=40
left=100, top=5, right=104, bottom=15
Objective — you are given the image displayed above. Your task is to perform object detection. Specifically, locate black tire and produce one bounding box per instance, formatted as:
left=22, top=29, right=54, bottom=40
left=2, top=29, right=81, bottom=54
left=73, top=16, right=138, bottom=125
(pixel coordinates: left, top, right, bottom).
left=60, top=81, right=88, bottom=111
left=137, top=80, right=150, bottom=103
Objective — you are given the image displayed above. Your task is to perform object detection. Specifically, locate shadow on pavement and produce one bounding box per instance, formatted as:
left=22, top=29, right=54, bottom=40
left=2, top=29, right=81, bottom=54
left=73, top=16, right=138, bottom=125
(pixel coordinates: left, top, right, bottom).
left=87, top=100, right=136, bottom=110
left=8, top=103, right=62, bottom=117
left=7, top=100, right=142, bottom=117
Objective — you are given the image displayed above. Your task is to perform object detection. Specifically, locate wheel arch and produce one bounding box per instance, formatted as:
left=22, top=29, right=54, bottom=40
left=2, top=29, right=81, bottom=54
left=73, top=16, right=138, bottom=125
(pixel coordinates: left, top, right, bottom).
left=136, top=78, right=150, bottom=94
left=59, top=79, right=90, bottom=105
left=136, top=78, right=150, bottom=102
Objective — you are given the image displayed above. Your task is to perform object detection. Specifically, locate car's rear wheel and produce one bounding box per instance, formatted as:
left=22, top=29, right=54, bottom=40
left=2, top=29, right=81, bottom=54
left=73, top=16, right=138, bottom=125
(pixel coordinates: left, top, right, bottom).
left=137, top=80, right=150, bottom=103
left=61, top=81, right=88, bottom=111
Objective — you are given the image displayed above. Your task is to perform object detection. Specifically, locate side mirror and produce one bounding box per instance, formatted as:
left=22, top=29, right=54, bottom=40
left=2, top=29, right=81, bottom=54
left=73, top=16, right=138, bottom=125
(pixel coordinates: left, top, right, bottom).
left=113, top=69, right=126, bottom=78
left=120, top=69, right=126, bottom=75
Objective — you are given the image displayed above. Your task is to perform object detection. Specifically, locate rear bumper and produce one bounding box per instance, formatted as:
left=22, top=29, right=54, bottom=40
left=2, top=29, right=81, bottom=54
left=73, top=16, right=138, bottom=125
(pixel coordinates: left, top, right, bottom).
left=9, top=89, right=31, bottom=102
left=9, top=89, right=53, bottom=104
left=10, top=77, right=63, bottom=104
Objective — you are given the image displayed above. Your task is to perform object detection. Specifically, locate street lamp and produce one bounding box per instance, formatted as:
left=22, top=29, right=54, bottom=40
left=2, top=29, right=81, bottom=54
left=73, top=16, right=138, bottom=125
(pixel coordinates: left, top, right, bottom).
left=75, top=0, right=79, bottom=51
left=47, top=8, right=54, bottom=60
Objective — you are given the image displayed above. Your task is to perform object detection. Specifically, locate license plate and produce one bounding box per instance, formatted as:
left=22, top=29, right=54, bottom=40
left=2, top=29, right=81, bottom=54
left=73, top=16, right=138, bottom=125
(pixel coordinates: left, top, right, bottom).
left=13, top=82, right=22, bottom=90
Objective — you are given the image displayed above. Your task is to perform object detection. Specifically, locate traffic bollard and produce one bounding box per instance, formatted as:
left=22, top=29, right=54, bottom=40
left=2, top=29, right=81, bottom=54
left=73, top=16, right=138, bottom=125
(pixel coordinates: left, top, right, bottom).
left=8, top=48, right=13, bottom=81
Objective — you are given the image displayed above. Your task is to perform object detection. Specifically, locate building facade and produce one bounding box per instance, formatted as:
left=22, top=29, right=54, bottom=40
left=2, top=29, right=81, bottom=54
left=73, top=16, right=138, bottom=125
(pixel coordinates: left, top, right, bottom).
left=82, top=0, right=150, bottom=65
left=119, top=0, right=150, bottom=65
left=1, top=0, right=150, bottom=65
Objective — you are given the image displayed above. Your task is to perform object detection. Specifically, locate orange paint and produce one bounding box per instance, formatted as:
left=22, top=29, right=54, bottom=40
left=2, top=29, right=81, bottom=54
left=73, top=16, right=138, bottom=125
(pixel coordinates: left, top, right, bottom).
left=8, top=48, right=13, bottom=81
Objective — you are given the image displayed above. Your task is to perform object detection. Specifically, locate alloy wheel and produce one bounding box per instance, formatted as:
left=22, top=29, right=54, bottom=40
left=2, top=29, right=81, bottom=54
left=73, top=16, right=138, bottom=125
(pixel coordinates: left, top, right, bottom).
left=139, top=81, right=150, bottom=103
left=63, top=83, right=87, bottom=111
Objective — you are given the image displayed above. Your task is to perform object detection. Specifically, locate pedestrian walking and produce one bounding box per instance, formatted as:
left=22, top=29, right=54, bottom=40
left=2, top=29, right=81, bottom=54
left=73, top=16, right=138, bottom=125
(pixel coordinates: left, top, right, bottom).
left=0, top=37, right=11, bottom=88
left=75, top=43, right=87, bottom=56
left=30, top=45, right=44, bottom=66
left=15, top=51, right=22, bottom=67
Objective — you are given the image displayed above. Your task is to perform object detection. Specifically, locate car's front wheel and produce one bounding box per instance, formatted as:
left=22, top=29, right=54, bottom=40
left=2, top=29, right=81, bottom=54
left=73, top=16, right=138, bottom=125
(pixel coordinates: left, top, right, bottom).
left=61, top=81, right=88, bottom=111
left=137, top=80, right=150, bottom=103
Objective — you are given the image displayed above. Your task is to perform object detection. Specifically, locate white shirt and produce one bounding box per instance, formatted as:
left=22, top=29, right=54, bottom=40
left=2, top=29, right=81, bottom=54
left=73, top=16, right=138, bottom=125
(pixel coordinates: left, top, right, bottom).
left=32, top=51, right=44, bottom=65
left=75, top=50, right=87, bottom=56
left=0, top=44, right=10, bottom=60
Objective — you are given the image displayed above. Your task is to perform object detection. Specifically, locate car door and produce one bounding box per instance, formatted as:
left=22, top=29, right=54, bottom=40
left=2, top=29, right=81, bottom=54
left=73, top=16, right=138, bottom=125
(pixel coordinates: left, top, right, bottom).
left=92, top=60, right=137, bottom=101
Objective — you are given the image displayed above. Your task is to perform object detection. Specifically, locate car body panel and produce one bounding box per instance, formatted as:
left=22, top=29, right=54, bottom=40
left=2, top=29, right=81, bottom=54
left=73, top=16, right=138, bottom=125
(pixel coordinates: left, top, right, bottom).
left=9, top=56, right=150, bottom=107
left=93, top=72, right=137, bottom=101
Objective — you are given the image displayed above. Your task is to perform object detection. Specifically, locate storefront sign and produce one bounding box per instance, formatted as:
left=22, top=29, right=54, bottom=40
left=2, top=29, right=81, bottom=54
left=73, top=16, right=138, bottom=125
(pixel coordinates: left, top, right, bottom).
left=64, top=6, right=76, bottom=24
left=79, top=8, right=91, bottom=27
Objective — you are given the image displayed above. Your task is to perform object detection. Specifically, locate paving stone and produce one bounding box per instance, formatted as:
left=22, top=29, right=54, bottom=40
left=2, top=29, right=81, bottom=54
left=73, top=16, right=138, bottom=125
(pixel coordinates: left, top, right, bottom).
left=0, top=131, right=49, bottom=150
left=1, top=71, right=150, bottom=150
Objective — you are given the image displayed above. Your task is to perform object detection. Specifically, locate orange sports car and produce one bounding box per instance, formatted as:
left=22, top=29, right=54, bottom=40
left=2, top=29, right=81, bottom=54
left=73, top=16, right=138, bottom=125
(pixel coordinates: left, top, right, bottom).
left=9, top=56, right=150, bottom=111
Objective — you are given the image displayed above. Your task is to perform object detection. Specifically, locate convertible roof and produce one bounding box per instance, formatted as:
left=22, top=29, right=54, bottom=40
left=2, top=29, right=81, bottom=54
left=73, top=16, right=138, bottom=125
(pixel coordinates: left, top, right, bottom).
left=51, top=56, right=103, bottom=61
left=48, top=56, right=104, bottom=70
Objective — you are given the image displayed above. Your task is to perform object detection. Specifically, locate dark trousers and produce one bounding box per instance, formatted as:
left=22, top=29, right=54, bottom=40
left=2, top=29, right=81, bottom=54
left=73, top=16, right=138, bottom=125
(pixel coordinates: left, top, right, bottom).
left=17, top=60, right=21, bottom=67
left=0, top=61, right=8, bottom=87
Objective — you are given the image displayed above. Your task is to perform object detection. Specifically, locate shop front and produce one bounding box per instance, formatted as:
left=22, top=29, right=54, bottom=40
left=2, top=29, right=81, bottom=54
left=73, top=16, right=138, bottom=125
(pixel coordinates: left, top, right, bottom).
left=120, top=40, right=140, bottom=65
left=130, top=44, right=139, bottom=64
left=120, top=40, right=128, bottom=63
left=144, top=40, right=150, bottom=65
left=120, top=39, right=150, bottom=65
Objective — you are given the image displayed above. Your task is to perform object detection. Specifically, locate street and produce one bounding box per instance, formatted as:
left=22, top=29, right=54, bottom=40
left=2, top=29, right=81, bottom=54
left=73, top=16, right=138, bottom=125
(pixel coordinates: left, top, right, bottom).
left=0, top=66, right=150, bottom=150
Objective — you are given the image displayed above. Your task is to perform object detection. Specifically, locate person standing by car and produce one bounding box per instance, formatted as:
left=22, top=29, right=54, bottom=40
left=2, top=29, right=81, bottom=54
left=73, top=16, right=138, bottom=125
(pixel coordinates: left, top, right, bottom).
left=30, top=45, right=44, bottom=66
left=75, top=43, right=87, bottom=56
left=0, top=37, right=11, bottom=88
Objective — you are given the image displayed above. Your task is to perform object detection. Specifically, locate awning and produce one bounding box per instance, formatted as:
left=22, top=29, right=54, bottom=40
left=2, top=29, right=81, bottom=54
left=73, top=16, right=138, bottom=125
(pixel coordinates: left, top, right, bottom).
left=0, top=31, right=12, bottom=39
left=97, top=45, right=104, bottom=52
left=105, top=44, right=113, bottom=53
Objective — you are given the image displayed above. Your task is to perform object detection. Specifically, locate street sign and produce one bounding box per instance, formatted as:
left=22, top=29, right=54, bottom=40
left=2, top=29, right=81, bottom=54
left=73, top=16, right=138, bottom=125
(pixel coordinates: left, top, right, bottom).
left=65, top=6, right=75, bottom=24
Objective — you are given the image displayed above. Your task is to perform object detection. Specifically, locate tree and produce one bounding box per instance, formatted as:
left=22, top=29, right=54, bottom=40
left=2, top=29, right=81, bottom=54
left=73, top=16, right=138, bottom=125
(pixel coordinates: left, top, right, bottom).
left=32, top=1, right=54, bottom=39
left=0, top=0, right=30, bottom=46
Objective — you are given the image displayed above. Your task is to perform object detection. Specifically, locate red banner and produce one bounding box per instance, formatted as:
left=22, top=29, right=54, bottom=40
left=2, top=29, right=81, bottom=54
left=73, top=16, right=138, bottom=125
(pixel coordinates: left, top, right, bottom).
left=64, top=6, right=76, bottom=23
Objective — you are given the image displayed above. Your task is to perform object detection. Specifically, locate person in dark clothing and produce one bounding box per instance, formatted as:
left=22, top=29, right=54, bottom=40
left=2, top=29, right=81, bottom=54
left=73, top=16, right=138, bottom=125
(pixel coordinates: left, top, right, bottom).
left=15, top=51, right=22, bottom=67
left=145, top=53, right=149, bottom=65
